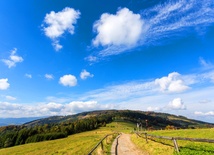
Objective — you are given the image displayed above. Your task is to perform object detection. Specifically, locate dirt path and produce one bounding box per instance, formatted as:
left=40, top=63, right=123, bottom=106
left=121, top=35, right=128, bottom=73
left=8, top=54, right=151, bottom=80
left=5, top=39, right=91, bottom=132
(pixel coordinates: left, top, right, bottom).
left=111, top=133, right=149, bottom=155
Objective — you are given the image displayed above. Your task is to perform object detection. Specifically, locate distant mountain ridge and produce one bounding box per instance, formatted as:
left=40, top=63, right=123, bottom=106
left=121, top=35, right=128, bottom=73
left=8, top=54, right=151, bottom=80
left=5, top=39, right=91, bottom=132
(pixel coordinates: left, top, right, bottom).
left=23, top=110, right=214, bottom=129
left=0, top=117, right=43, bottom=127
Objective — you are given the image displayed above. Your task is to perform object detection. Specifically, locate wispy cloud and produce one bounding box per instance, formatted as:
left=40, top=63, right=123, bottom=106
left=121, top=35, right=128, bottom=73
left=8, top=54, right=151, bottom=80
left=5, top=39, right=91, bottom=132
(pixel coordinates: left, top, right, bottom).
left=90, top=0, right=214, bottom=60
left=80, top=71, right=195, bottom=104
left=199, top=57, right=214, bottom=70
left=140, top=0, right=214, bottom=45
left=42, top=7, right=80, bottom=51
left=5, top=95, right=16, bottom=101
left=1, top=48, right=23, bottom=68
left=45, top=74, right=54, bottom=80
left=194, top=111, right=214, bottom=116
left=25, top=74, right=32, bottom=79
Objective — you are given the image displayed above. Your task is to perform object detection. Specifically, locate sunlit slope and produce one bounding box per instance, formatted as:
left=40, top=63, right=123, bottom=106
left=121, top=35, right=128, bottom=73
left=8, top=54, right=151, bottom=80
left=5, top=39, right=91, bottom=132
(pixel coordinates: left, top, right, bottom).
left=132, top=128, right=214, bottom=155
left=24, top=110, right=214, bottom=129
left=0, top=121, right=135, bottom=155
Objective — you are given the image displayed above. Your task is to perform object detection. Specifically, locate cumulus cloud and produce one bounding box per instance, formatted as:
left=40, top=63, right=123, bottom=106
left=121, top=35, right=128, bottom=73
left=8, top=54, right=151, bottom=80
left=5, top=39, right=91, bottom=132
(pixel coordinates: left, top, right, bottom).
left=42, top=7, right=80, bottom=51
left=45, top=74, right=54, bottom=80
left=155, top=72, right=190, bottom=93
left=93, top=8, right=143, bottom=47
left=89, top=0, right=214, bottom=59
left=0, top=78, right=10, bottom=90
left=25, top=74, right=32, bottom=78
left=92, top=7, right=145, bottom=56
left=5, top=95, right=16, bottom=101
left=194, top=111, right=214, bottom=116
left=2, top=48, right=23, bottom=68
left=166, top=98, right=186, bottom=110
left=80, top=69, right=94, bottom=80
left=59, top=74, right=77, bottom=87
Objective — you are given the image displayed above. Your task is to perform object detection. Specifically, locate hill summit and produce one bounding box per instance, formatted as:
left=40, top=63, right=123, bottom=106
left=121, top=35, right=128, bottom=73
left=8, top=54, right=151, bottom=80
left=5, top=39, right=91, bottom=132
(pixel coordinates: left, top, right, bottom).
left=24, top=110, right=214, bottom=129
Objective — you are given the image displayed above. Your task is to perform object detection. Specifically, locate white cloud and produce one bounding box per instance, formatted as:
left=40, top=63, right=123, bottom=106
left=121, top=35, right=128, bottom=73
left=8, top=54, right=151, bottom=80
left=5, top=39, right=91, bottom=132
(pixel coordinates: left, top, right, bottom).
left=1, top=70, right=214, bottom=122
left=93, top=8, right=143, bottom=47
left=2, top=48, right=23, bottom=68
left=0, top=102, right=21, bottom=111
left=144, top=0, right=214, bottom=42
left=42, top=7, right=80, bottom=51
left=80, top=69, right=94, bottom=80
left=194, top=111, right=214, bottom=116
left=40, top=102, right=63, bottom=113
left=59, top=74, right=77, bottom=87
left=0, top=101, right=114, bottom=117
left=90, top=0, right=214, bottom=59
left=62, top=101, right=112, bottom=114
left=166, top=98, right=186, bottom=110
left=0, top=78, right=10, bottom=90
left=155, top=72, right=190, bottom=93
left=85, top=55, right=98, bottom=62
left=45, top=74, right=54, bottom=80
left=25, top=74, right=32, bottom=78
left=52, top=40, right=63, bottom=51
left=92, top=8, right=145, bottom=57
left=5, top=95, right=16, bottom=101
left=147, top=106, right=162, bottom=111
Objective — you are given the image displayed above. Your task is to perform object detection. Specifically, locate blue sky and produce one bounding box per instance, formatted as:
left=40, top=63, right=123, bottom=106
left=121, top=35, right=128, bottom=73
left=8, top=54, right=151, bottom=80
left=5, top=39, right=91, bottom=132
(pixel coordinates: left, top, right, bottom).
left=0, top=0, right=214, bottom=123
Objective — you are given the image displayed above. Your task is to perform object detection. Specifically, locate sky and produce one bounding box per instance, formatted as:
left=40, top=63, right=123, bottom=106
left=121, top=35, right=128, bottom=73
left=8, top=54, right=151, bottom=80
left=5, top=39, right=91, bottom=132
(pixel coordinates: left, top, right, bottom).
left=0, top=0, right=214, bottom=123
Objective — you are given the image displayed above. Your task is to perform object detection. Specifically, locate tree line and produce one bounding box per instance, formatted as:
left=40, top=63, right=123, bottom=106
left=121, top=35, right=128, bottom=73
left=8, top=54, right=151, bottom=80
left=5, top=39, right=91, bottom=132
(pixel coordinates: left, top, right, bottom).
left=0, top=115, right=112, bottom=148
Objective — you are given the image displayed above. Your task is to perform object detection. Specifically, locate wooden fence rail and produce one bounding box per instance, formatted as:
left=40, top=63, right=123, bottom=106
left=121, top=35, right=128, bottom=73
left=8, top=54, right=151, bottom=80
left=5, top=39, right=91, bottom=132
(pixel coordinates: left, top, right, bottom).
left=136, top=132, right=214, bottom=153
left=87, top=133, right=119, bottom=155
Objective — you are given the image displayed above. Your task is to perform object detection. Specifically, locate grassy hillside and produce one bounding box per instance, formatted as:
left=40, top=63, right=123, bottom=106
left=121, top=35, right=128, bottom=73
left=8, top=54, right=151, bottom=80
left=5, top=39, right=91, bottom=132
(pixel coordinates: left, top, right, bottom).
left=24, top=110, right=214, bottom=129
left=0, top=121, right=135, bottom=155
left=0, top=120, right=213, bottom=155
left=0, top=110, right=213, bottom=152
left=132, top=128, right=214, bottom=155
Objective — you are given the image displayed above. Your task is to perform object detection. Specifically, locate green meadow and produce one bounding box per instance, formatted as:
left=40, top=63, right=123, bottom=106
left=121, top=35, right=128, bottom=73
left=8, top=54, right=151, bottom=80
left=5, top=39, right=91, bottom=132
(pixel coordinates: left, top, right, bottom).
left=132, top=128, right=214, bottom=155
left=0, top=121, right=135, bottom=155
left=0, top=121, right=213, bottom=155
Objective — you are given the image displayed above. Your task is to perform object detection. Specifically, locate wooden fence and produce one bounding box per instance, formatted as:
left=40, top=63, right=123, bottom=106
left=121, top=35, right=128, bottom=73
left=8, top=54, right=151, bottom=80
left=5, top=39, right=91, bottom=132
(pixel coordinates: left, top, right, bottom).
left=87, top=133, right=119, bottom=155
left=136, top=132, right=214, bottom=153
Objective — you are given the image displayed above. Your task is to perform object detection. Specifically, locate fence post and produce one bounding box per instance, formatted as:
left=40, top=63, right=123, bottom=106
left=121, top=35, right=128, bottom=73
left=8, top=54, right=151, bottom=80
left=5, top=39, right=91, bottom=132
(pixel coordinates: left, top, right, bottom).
left=144, top=133, right=148, bottom=143
left=172, top=138, right=179, bottom=153
left=101, top=141, right=103, bottom=150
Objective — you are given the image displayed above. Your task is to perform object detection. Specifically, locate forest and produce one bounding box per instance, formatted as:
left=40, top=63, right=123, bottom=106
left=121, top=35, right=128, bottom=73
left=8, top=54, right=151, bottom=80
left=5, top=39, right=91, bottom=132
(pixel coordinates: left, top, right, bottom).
left=0, top=114, right=112, bottom=148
